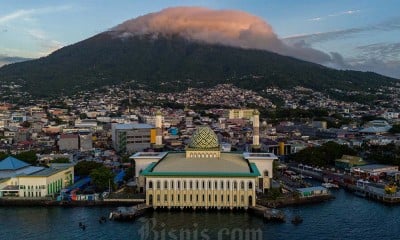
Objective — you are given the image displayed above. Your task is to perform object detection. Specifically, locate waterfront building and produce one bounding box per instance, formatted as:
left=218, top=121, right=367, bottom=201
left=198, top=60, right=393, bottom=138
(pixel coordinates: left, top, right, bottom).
left=0, top=157, right=74, bottom=198
left=132, top=120, right=277, bottom=210
left=335, top=155, right=367, bottom=170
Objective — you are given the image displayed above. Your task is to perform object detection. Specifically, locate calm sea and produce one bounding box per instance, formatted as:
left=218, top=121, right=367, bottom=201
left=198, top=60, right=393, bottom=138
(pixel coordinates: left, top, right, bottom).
left=1, top=189, right=399, bottom=240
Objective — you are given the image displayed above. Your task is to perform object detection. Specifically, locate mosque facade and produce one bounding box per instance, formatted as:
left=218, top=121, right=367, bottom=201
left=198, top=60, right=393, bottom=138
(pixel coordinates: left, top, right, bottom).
left=131, top=111, right=277, bottom=209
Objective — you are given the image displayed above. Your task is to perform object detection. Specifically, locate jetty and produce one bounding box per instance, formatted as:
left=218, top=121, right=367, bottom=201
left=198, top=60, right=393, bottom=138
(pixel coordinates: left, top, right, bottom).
left=109, top=203, right=151, bottom=221
left=249, top=205, right=286, bottom=222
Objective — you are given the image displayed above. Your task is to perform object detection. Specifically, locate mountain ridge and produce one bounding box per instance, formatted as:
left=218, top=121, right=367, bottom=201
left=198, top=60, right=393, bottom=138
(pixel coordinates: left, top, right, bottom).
left=0, top=32, right=396, bottom=97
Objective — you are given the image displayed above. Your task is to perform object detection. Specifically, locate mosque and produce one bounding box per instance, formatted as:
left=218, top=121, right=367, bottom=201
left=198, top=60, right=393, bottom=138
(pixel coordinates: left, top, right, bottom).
left=131, top=110, right=277, bottom=209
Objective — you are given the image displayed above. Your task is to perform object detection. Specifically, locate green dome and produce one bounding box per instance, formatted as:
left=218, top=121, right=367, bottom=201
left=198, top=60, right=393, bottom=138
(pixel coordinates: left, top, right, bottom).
left=189, top=126, right=219, bottom=149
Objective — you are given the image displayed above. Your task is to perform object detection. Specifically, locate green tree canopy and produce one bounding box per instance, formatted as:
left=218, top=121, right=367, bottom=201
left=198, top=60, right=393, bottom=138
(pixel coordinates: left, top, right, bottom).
left=291, top=141, right=357, bottom=167
left=90, top=166, right=115, bottom=192
left=15, top=151, right=37, bottom=165
left=52, top=157, right=70, bottom=163
left=74, top=161, right=103, bottom=176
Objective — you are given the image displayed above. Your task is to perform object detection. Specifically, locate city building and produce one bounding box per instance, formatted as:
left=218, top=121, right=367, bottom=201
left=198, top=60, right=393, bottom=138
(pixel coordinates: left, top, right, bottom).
left=227, top=109, right=255, bottom=120
left=112, top=123, right=154, bottom=153
left=0, top=157, right=74, bottom=198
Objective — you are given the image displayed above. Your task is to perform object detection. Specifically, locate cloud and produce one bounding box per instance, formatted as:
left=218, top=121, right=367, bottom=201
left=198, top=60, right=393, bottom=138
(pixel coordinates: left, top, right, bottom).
left=308, top=17, right=322, bottom=22
left=307, top=9, right=360, bottom=22
left=0, top=54, right=31, bottom=67
left=27, top=29, right=63, bottom=55
left=283, top=17, right=400, bottom=44
left=110, top=7, right=332, bottom=64
left=0, top=5, right=72, bottom=25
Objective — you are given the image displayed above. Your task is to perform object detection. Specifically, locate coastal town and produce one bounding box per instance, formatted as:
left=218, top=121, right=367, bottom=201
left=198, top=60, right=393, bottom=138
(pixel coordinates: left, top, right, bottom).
left=1, top=79, right=400, bottom=213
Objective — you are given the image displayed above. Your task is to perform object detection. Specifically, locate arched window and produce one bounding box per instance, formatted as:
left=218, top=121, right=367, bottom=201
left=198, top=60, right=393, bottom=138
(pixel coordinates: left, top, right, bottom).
left=264, top=170, right=269, bottom=177
left=214, top=181, right=218, bottom=189
left=202, top=181, right=205, bottom=189
left=208, top=181, right=212, bottom=189
left=183, top=181, right=187, bottom=189
left=227, top=181, right=230, bottom=190
left=240, top=181, right=245, bottom=190
left=233, top=181, right=237, bottom=190
left=148, top=181, right=153, bottom=189
left=248, top=182, right=253, bottom=189
left=190, top=181, right=193, bottom=189
left=171, top=181, right=174, bottom=189
left=220, top=181, right=224, bottom=190
left=156, top=181, right=161, bottom=189
left=164, top=181, right=168, bottom=189
left=177, top=181, right=181, bottom=189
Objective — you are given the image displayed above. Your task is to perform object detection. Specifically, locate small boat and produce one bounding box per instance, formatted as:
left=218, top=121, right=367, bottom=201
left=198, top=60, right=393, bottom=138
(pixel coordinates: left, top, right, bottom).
left=109, top=204, right=150, bottom=222
left=354, top=190, right=367, bottom=198
left=291, top=215, right=303, bottom=225
left=322, top=182, right=339, bottom=189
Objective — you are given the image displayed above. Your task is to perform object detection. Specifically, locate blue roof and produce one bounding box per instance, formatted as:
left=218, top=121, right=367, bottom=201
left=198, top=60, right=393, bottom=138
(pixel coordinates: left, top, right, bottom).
left=114, top=170, right=125, bottom=183
left=0, top=156, right=30, bottom=170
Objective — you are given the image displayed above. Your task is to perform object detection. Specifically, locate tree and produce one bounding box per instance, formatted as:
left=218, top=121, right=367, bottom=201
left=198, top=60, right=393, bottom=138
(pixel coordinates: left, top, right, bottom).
left=291, top=141, right=357, bottom=167
left=74, top=161, right=103, bottom=176
left=79, top=113, right=88, bottom=119
left=90, top=166, right=115, bottom=192
left=389, top=125, right=400, bottom=134
left=15, top=151, right=37, bottom=165
left=20, top=121, right=31, bottom=128
left=52, top=157, right=70, bottom=163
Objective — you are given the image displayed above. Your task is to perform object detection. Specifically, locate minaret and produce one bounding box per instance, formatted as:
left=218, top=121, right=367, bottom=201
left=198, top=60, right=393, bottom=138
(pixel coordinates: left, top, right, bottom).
left=252, top=109, right=261, bottom=152
left=154, top=110, right=164, bottom=149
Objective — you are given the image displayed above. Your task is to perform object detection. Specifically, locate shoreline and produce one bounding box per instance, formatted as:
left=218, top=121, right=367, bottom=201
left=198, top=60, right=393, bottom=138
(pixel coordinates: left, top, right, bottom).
left=0, top=198, right=145, bottom=207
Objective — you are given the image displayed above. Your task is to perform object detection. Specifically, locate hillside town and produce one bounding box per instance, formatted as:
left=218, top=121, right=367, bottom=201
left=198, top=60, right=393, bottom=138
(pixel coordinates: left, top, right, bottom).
left=1, top=80, right=400, bottom=206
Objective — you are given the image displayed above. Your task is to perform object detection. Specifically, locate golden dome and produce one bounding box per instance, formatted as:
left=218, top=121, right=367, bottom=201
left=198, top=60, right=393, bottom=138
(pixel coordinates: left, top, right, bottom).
left=189, top=126, right=219, bottom=149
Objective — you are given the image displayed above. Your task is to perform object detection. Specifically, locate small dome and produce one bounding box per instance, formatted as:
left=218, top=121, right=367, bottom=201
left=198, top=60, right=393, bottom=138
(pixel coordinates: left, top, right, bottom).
left=189, top=126, right=219, bottom=149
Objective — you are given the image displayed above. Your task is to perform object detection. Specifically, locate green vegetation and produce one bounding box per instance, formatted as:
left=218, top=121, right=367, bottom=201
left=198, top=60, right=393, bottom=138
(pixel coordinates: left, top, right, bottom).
left=52, top=157, right=70, bottom=163
left=90, top=166, right=115, bottom=191
left=389, top=125, right=400, bottom=134
left=74, top=160, right=103, bottom=176
left=0, top=34, right=395, bottom=98
left=14, top=151, right=37, bottom=165
left=364, top=143, right=400, bottom=166
left=291, top=141, right=357, bottom=167
left=261, top=108, right=329, bottom=123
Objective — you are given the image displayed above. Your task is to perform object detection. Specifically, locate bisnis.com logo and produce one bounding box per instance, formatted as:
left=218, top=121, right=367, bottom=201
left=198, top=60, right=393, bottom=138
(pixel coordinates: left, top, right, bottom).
left=138, top=218, right=263, bottom=240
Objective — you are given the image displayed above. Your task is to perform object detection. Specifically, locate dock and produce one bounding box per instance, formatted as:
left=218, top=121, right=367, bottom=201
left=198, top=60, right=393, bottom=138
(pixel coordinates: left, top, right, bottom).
left=249, top=205, right=285, bottom=222
left=290, top=165, right=400, bottom=204
left=109, top=203, right=152, bottom=221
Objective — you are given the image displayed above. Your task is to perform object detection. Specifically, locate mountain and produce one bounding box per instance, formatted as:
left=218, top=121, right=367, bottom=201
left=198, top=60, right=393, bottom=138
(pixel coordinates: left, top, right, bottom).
left=0, top=32, right=396, bottom=97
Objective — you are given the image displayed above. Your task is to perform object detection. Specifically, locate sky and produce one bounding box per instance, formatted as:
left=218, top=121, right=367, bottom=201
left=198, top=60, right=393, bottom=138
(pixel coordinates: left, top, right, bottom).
left=0, top=0, right=399, bottom=78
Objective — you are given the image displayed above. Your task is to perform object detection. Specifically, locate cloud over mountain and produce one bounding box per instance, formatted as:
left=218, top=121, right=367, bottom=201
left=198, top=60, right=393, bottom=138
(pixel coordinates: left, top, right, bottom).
left=111, top=7, right=334, bottom=65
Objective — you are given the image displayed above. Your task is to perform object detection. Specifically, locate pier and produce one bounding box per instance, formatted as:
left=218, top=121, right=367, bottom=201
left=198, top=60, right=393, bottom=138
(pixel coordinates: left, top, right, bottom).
left=109, top=203, right=152, bottom=221
left=290, top=165, right=400, bottom=204
left=249, top=205, right=286, bottom=222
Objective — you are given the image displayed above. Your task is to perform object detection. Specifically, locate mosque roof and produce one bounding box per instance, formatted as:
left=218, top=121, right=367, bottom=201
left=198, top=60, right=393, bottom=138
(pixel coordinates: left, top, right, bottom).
left=188, top=126, right=219, bottom=149
left=141, top=152, right=260, bottom=177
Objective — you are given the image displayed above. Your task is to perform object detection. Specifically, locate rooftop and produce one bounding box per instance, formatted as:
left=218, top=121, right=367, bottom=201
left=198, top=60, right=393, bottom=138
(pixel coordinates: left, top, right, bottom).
left=0, top=156, right=30, bottom=171
left=141, top=152, right=260, bottom=177
left=114, top=123, right=153, bottom=130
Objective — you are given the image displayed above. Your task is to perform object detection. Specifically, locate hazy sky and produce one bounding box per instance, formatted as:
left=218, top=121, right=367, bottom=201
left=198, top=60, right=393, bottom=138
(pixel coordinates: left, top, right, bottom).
left=0, top=0, right=399, bottom=78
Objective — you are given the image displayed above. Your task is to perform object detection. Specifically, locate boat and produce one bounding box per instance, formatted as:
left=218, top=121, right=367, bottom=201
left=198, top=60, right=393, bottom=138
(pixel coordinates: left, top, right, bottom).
left=263, top=209, right=286, bottom=223
left=322, top=182, right=339, bottom=189
left=109, top=204, right=150, bottom=221
left=291, top=215, right=303, bottom=225
left=354, top=190, right=367, bottom=198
